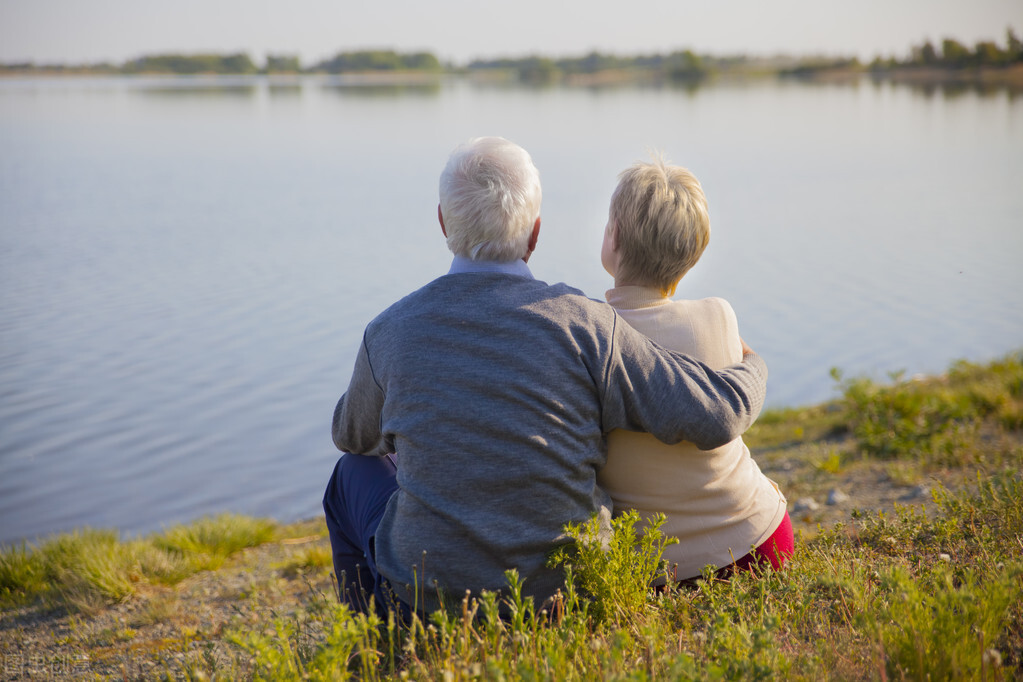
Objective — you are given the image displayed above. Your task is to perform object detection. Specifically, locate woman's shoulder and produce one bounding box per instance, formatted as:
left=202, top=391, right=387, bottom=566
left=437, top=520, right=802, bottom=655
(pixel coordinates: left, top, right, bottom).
left=667, top=297, right=743, bottom=362
left=672, top=296, right=738, bottom=323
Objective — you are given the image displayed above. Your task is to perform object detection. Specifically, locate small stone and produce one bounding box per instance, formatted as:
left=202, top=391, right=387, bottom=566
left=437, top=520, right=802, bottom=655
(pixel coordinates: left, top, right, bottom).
left=938, top=553, right=951, bottom=562
left=983, top=648, right=1002, bottom=668
left=792, top=498, right=820, bottom=513
left=910, top=484, right=930, bottom=499
left=827, top=489, right=851, bottom=506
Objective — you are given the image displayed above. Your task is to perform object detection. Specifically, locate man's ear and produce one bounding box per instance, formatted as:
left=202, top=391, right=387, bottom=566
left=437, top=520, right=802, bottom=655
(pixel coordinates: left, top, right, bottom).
left=522, top=217, right=541, bottom=263
left=528, top=217, right=541, bottom=252
left=438, top=204, right=446, bottom=237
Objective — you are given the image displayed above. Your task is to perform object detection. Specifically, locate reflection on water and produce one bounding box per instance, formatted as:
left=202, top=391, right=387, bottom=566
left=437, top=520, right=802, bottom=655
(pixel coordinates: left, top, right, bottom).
left=0, top=75, right=1020, bottom=546
left=125, top=74, right=448, bottom=99
left=866, top=75, right=1021, bottom=100
left=267, top=83, right=303, bottom=97
left=4, top=72, right=1018, bottom=101
left=134, top=83, right=261, bottom=98
left=317, top=82, right=443, bottom=97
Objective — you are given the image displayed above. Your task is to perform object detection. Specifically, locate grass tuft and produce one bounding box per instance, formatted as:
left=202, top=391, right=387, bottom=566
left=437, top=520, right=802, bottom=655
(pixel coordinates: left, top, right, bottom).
left=0, top=514, right=278, bottom=612
left=154, top=513, right=278, bottom=572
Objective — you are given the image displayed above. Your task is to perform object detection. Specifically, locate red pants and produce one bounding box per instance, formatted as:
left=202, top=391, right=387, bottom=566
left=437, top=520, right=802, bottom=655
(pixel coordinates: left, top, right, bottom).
left=732, top=510, right=794, bottom=572
left=681, top=510, right=795, bottom=584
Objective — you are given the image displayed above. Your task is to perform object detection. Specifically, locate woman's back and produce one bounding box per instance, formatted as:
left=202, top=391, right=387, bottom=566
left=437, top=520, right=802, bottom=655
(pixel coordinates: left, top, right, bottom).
left=599, top=286, right=786, bottom=580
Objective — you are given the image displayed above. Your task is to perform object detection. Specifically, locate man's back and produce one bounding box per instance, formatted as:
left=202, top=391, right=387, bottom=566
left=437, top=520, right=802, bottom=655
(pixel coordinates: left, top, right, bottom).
left=334, top=271, right=767, bottom=611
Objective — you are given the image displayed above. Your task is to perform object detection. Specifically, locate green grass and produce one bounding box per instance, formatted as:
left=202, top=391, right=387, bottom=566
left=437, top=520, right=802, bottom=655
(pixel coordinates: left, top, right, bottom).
left=227, top=475, right=1022, bottom=680
left=831, top=352, right=1023, bottom=468
left=745, top=351, right=1023, bottom=507
left=0, top=513, right=277, bottom=612
left=225, top=352, right=1023, bottom=680
left=154, top=513, right=277, bottom=572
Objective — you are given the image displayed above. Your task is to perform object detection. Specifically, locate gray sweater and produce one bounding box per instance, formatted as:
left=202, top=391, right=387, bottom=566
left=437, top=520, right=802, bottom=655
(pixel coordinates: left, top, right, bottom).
left=333, top=272, right=767, bottom=612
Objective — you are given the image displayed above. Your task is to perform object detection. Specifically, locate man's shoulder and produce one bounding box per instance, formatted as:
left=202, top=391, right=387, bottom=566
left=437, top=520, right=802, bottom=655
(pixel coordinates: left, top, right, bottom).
left=527, top=281, right=613, bottom=315
left=366, top=274, right=614, bottom=331
left=390, top=273, right=600, bottom=307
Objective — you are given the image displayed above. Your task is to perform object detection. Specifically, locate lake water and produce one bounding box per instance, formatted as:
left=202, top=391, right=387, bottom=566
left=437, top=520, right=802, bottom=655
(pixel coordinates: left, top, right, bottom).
left=1, top=75, right=1021, bottom=546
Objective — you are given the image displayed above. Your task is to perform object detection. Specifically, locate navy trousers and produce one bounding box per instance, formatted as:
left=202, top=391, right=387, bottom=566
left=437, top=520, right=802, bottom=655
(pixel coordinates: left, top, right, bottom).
left=322, top=453, right=403, bottom=616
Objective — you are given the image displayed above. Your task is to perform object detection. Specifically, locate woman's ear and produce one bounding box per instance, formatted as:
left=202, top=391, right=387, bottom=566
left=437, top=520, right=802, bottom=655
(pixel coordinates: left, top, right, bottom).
left=607, top=221, right=620, bottom=251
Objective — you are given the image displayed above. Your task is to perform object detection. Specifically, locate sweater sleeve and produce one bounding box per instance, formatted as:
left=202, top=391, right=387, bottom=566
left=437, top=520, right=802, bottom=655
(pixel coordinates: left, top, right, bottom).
left=332, top=335, right=388, bottom=456
left=601, top=313, right=767, bottom=450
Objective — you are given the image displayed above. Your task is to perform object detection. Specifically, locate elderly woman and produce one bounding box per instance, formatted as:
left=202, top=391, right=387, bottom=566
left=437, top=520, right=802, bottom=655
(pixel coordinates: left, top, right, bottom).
left=597, top=155, right=793, bottom=582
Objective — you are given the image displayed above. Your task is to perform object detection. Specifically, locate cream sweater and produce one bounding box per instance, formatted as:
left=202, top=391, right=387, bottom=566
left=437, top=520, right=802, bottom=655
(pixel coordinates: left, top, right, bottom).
left=598, top=286, right=786, bottom=581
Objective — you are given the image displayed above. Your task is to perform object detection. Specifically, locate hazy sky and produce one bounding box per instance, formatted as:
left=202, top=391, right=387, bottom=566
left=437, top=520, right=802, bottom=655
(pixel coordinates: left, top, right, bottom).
left=2, top=0, right=1021, bottom=66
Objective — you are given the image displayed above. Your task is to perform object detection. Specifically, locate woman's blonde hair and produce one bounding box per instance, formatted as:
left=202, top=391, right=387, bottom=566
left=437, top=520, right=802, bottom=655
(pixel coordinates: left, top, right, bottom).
left=609, top=155, right=710, bottom=295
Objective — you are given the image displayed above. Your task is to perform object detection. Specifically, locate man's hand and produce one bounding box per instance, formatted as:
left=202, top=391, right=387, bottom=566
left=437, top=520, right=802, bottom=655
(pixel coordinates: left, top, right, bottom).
left=740, top=336, right=755, bottom=357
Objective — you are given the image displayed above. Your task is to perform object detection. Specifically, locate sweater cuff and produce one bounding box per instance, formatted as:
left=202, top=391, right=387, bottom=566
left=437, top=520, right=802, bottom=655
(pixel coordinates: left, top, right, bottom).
left=742, top=351, right=768, bottom=383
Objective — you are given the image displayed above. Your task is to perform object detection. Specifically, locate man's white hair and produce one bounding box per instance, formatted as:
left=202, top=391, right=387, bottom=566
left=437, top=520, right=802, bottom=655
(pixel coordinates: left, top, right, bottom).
left=439, top=137, right=542, bottom=262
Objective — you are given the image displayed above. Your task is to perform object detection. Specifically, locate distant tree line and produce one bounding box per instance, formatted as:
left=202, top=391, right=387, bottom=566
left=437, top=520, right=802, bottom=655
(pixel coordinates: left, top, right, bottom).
left=0, top=61, right=120, bottom=75
left=874, top=27, right=1023, bottom=70
left=0, top=50, right=443, bottom=75
left=778, top=57, right=862, bottom=78
left=2, top=29, right=1020, bottom=79
left=468, top=50, right=707, bottom=84
left=310, top=50, right=441, bottom=73
left=123, top=53, right=258, bottom=75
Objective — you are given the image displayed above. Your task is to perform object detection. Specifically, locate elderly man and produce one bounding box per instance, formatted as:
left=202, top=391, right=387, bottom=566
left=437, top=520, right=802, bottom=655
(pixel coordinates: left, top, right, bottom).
left=323, top=136, right=768, bottom=616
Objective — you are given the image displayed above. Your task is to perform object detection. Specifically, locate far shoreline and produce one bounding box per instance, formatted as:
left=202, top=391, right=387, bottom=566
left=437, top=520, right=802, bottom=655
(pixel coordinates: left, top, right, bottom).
left=2, top=64, right=1022, bottom=92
